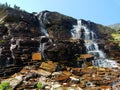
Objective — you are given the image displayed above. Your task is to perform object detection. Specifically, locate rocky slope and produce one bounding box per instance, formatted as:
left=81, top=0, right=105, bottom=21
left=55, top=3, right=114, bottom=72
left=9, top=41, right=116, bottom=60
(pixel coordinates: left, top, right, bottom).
left=0, top=5, right=120, bottom=90
left=0, top=7, right=42, bottom=68
left=37, top=11, right=115, bottom=40
left=0, top=6, right=119, bottom=68
left=37, top=10, right=77, bottom=40
left=0, top=7, right=87, bottom=68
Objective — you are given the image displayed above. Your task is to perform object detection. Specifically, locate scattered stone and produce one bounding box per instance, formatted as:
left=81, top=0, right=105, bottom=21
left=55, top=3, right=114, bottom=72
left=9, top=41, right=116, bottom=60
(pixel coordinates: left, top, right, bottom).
left=40, top=61, right=57, bottom=72
left=33, top=69, right=51, bottom=77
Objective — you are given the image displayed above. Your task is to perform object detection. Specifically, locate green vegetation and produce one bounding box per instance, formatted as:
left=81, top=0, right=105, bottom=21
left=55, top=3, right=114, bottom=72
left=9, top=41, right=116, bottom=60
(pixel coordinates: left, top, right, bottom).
left=111, top=34, right=120, bottom=41
left=0, top=2, right=20, bottom=10
left=97, top=24, right=114, bottom=36
left=0, top=82, right=10, bottom=90
left=0, top=40, right=8, bottom=43
left=36, top=82, right=42, bottom=89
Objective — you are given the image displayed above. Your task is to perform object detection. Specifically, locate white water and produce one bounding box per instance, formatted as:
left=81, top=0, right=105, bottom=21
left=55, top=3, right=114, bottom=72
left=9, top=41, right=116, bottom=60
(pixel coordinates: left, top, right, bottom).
left=71, top=20, right=119, bottom=68
left=38, top=36, right=49, bottom=59
left=38, top=11, right=53, bottom=59
left=10, top=38, right=17, bottom=60
left=38, top=11, right=50, bottom=37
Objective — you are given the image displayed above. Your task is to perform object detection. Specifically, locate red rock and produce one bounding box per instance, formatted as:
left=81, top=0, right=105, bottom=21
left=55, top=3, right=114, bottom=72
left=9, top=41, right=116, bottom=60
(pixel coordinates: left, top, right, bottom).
left=55, top=76, right=70, bottom=81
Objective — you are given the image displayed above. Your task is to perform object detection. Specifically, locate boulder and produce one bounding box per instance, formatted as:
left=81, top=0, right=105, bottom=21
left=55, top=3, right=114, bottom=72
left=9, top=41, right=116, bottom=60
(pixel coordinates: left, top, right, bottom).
left=40, top=61, right=57, bottom=72
left=31, top=69, right=51, bottom=77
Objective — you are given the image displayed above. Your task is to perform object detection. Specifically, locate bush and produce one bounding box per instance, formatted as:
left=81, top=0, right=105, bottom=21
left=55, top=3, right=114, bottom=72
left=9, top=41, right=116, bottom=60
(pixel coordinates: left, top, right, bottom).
left=0, top=82, right=10, bottom=90
left=37, top=82, right=42, bottom=89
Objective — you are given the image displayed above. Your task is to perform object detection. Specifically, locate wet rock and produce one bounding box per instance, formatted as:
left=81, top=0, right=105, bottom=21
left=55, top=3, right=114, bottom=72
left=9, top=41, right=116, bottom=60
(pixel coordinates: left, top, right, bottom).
left=38, top=10, right=77, bottom=40
left=45, top=40, right=86, bottom=63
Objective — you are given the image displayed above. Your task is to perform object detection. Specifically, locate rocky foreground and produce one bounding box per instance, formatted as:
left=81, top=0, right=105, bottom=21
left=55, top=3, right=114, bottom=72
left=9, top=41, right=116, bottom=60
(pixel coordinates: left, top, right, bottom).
left=0, top=60, right=120, bottom=90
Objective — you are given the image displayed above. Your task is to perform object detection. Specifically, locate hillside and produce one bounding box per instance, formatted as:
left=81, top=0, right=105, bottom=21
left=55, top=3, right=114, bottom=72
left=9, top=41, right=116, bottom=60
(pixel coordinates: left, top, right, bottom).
left=0, top=5, right=118, bottom=66
left=0, top=4, right=120, bottom=90
left=108, top=23, right=120, bottom=30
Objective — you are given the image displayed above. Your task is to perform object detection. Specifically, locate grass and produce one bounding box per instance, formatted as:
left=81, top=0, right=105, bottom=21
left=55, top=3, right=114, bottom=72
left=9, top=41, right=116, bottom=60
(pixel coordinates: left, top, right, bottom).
left=111, top=33, right=120, bottom=41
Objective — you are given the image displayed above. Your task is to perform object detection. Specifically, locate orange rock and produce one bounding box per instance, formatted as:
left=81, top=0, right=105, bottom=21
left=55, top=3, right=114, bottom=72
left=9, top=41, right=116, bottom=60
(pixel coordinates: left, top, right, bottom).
left=40, top=61, right=57, bottom=72
left=100, top=85, right=111, bottom=90
left=55, top=76, right=70, bottom=81
left=80, top=54, right=93, bottom=59
left=32, top=52, right=42, bottom=60
left=20, top=68, right=29, bottom=74
left=81, top=69, right=91, bottom=74
left=62, top=71, right=72, bottom=76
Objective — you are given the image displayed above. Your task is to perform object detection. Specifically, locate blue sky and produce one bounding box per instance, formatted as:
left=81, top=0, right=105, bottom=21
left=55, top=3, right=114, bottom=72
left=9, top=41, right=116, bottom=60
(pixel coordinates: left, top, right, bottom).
left=0, top=0, right=120, bottom=25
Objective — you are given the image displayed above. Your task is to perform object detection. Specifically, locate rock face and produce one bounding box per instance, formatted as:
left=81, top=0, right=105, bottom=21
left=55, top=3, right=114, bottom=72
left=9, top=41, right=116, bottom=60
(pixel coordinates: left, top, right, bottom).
left=0, top=8, right=42, bottom=67
left=0, top=7, right=119, bottom=69
left=0, top=8, right=85, bottom=68
left=37, top=10, right=77, bottom=40
left=0, top=5, right=120, bottom=90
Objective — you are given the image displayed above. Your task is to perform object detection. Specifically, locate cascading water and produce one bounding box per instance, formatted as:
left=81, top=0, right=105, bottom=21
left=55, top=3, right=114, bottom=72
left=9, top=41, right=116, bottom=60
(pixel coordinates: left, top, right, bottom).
left=38, top=11, right=52, bottom=59
left=38, top=11, right=50, bottom=37
left=71, top=19, right=119, bottom=68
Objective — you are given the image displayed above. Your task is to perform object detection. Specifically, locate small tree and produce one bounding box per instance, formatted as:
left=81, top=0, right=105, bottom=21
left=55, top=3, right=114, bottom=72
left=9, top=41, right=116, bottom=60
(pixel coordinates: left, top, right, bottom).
left=5, top=2, right=8, bottom=7
left=14, top=4, right=20, bottom=10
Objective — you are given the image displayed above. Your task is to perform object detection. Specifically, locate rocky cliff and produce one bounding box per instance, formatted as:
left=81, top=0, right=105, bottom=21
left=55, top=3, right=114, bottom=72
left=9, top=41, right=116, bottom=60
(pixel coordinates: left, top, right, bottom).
left=0, top=8, right=86, bottom=68
left=37, top=10, right=77, bottom=40
left=37, top=11, right=114, bottom=40
left=0, top=6, right=118, bottom=68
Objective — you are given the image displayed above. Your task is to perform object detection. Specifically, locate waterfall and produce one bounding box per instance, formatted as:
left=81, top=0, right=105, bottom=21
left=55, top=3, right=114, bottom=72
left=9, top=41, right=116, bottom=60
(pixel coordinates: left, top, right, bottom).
left=37, top=11, right=53, bottom=59
left=38, top=11, right=50, bottom=37
left=37, top=11, right=49, bottom=59
left=38, top=36, right=48, bottom=59
left=71, top=19, right=119, bottom=68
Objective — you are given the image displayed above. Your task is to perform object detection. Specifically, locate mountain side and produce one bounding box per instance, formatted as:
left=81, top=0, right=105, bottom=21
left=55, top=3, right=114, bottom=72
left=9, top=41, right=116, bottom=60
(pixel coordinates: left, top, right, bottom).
left=108, top=23, right=120, bottom=30
left=0, top=5, right=119, bottom=68
left=37, top=11, right=115, bottom=40
left=0, top=4, right=120, bottom=90
left=0, top=7, right=86, bottom=68
left=37, top=10, right=77, bottom=40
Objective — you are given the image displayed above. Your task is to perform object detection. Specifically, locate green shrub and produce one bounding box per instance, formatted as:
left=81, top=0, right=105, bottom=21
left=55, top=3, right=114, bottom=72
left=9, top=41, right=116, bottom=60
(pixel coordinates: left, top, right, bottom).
left=37, top=82, right=42, bottom=89
left=0, top=82, right=10, bottom=90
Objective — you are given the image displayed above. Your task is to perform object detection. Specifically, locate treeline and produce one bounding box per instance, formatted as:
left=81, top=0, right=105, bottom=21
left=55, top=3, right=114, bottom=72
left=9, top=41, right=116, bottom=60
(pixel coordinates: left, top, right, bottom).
left=0, top=2, right=21, bottom=10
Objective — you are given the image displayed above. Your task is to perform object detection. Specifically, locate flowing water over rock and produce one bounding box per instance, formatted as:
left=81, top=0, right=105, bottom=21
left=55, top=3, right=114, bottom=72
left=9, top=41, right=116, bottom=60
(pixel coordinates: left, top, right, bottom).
left=38, top=12, right=52, bottom=59
left=38, top=11, right=50, bottom=37
left=71, top=19, right=119, bottom=68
